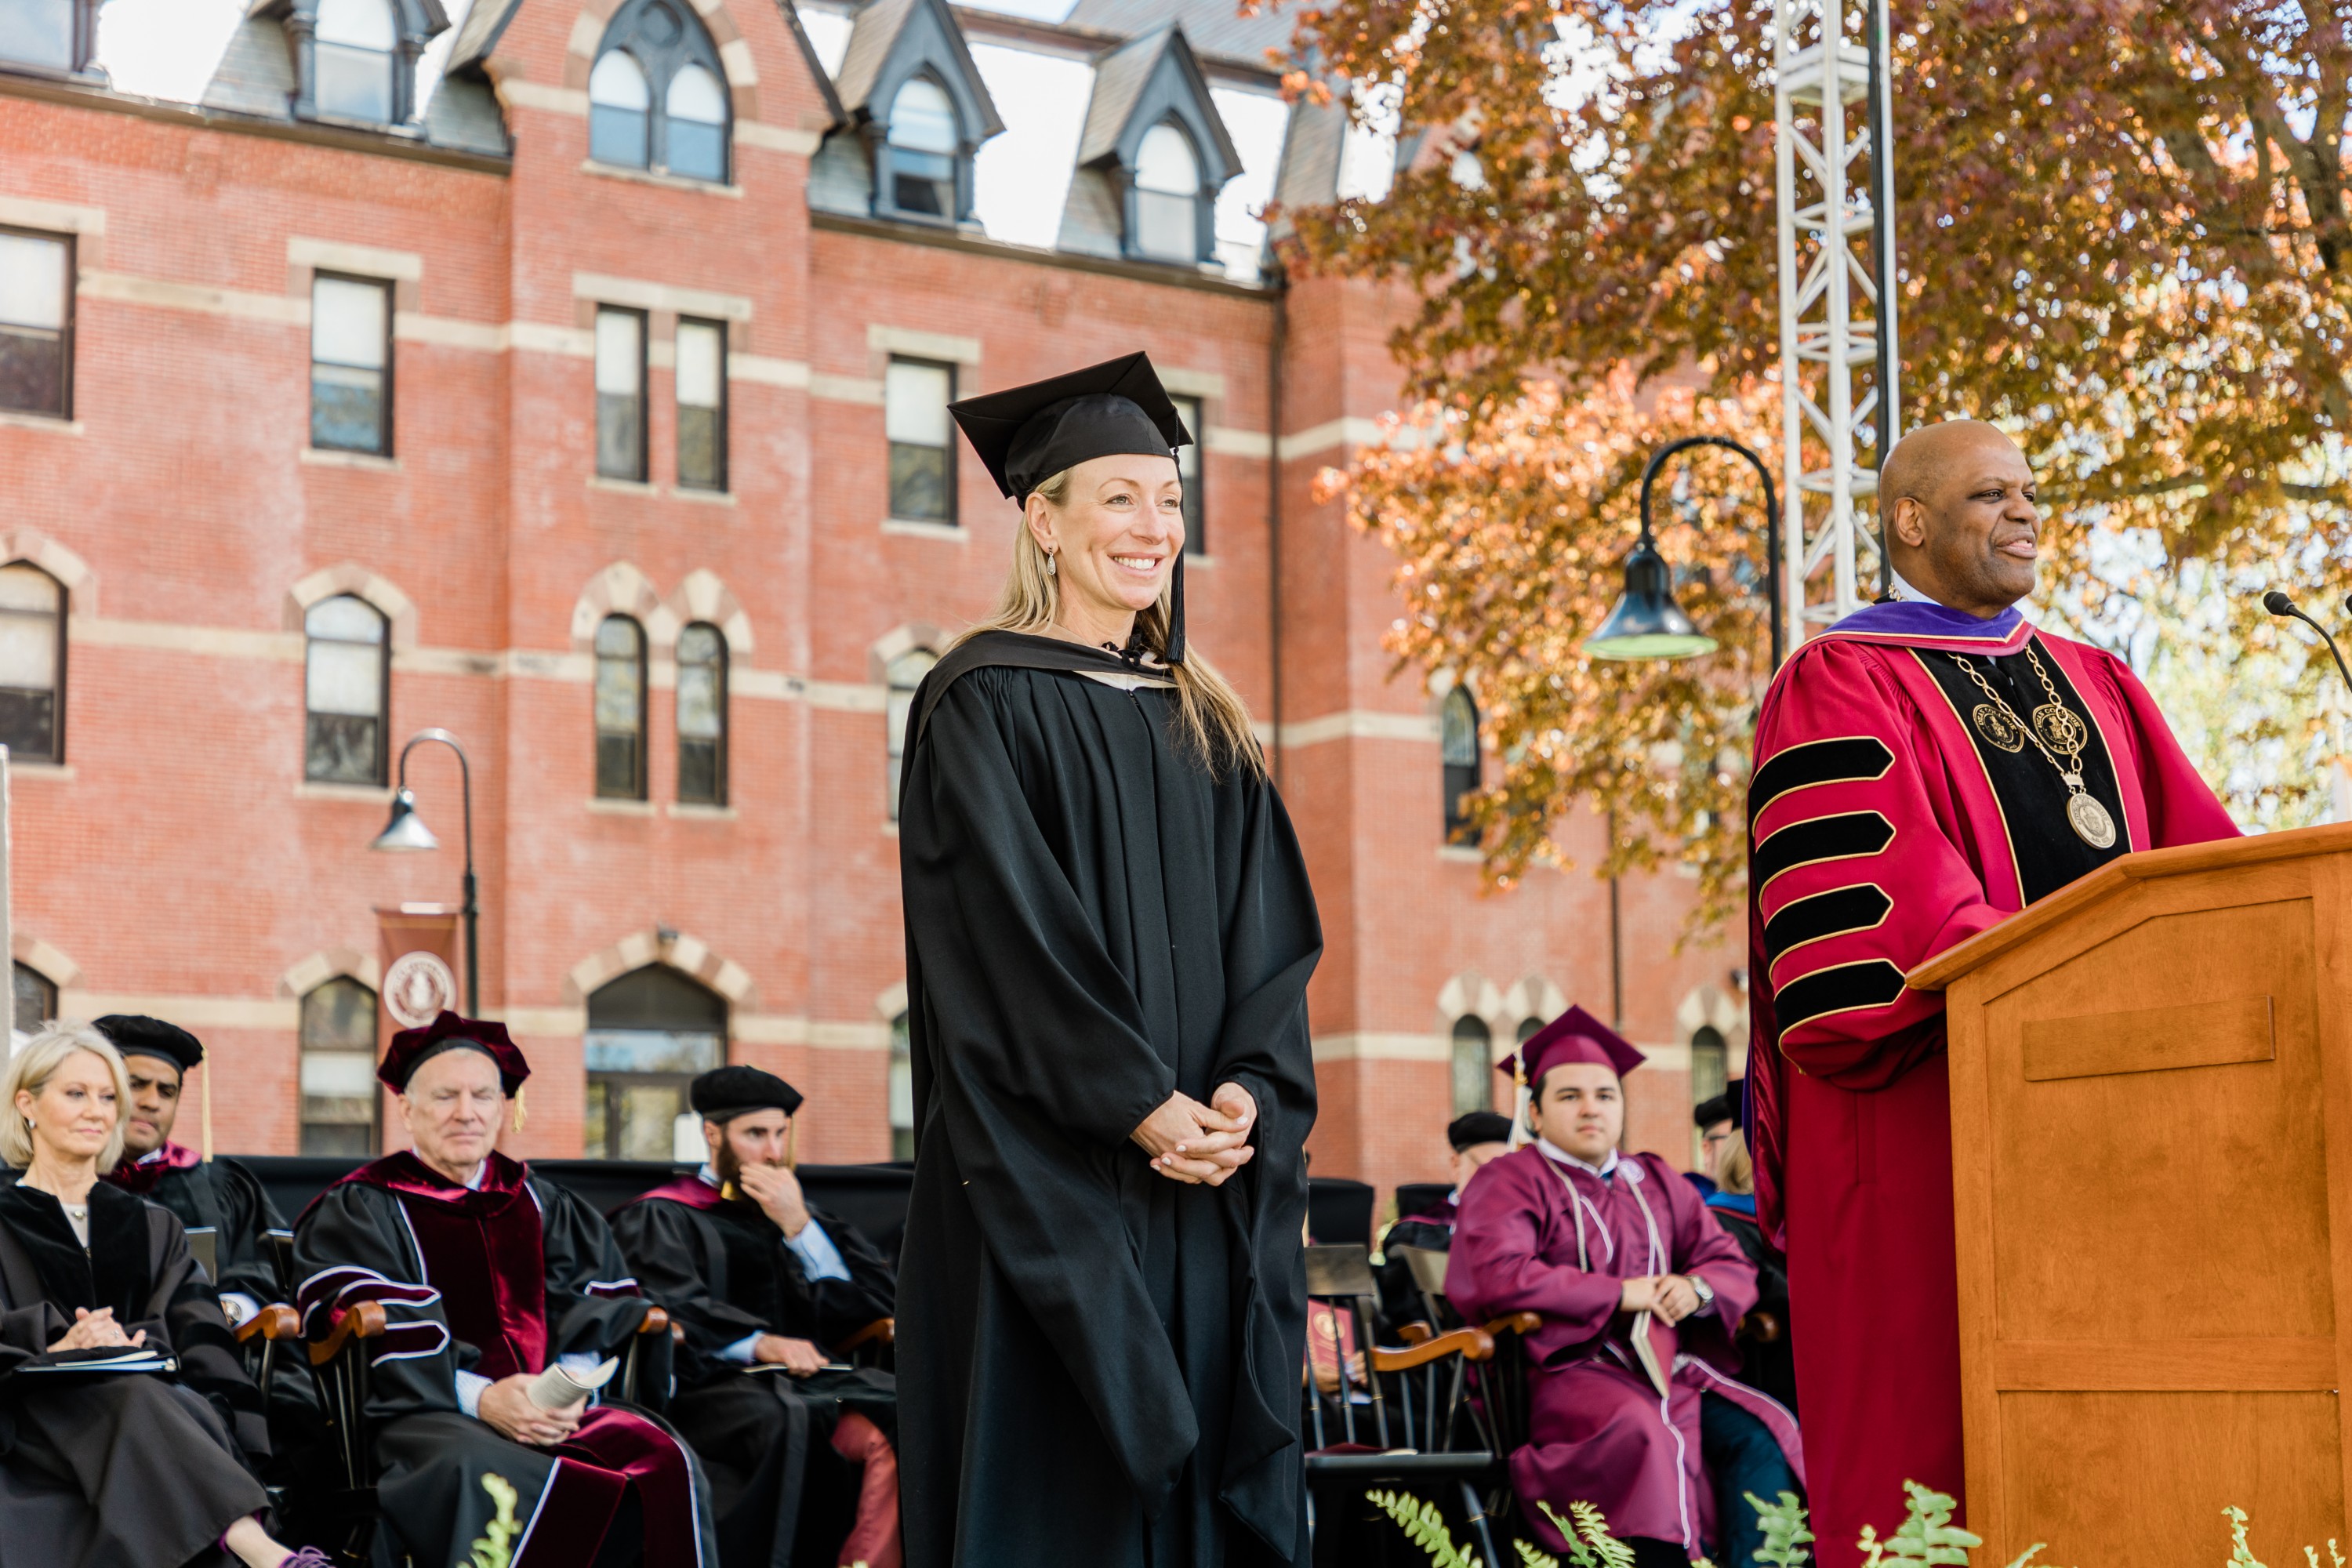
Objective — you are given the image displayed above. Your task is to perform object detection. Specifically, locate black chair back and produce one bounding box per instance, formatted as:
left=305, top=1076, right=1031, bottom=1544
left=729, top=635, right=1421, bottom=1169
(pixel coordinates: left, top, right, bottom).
left=1388, top=1243, right=1450, bottom=1331
left=1394, top=1181, right=1453, bottom=1222
left=1302, top=1244, right=1388, bottom=1451
left=1307, top=1178, right=1377, bottom=1250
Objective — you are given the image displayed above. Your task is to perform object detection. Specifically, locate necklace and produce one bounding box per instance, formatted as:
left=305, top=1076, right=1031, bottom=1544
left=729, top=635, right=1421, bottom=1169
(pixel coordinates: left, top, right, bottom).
left=1947, top=646, right=2118, bottom=848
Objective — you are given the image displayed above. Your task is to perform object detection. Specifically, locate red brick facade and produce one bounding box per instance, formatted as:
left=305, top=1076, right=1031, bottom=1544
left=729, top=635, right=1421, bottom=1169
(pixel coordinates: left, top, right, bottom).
left=0, top=0, right=1740, bottom=1207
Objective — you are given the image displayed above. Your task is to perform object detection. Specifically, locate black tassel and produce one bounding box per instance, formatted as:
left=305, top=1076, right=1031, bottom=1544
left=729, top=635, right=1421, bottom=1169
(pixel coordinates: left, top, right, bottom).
left=1165, top=551, right=1187, bottom=666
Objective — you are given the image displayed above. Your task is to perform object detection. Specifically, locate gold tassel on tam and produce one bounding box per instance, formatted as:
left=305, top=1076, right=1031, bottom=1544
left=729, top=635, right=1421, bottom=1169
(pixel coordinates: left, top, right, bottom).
left=512, top=1086, right=527, bottom=1133
left=200, top=1056, right=212, bottom=1163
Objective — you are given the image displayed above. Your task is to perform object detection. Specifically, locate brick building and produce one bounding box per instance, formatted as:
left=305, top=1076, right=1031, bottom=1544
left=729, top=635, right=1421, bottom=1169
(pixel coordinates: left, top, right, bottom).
left=0, top=0, right=1744, bottom=1204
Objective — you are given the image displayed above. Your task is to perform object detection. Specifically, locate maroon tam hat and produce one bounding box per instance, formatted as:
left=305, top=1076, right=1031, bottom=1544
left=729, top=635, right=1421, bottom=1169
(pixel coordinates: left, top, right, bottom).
left=1496, top=1004, right=1645, bottom=1090
left=379, top=1011, right=530, bottom=1097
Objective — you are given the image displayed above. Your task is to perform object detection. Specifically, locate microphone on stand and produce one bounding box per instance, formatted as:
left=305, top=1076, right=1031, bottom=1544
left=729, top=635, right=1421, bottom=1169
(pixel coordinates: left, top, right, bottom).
left=2263, top=590, right=2352, bottom=697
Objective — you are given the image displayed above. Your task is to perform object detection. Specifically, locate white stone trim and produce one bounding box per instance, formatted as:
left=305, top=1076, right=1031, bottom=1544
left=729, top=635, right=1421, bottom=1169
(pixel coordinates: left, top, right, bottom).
left=499, top=80, right=591, bottom=116
left=288, top=237, right=424, bottom=282
left=735, top=122, right=822, bottom=154
left=12, top=934, right=82, bottom=989
left=1157, top=366, right=1227, bottom=400
left=58, top=993, right=299, bottom=1031
left=574, top=272, right=754, bottom=322
left=1203, top=426, right=1270, bottom=457
left=874, top=980, right=909, bottom=1021
left=78, top=271, right=307, bottom=326
left=1277, top=416, right=1403, bottom=460
left=572, top=562, right=678, bottom=652
left=666, top=569, right=755, bottom=653
left=1277, top=710, right=1440, bottom=748
left=809, top=372, right=884, bottom=405
left=564, top=927, right=757, bottom=1008
left=0, top=529, right=95, bottom=613
left=0, top=196, right=103, bottom=235
left=288, top=563, right=419, bottom=652
left=281, top=948, right=381, bottom=998
left=730, top=353, right=811, bottom=388
left=1311, top=1033, right=1451, bottom=1063
left=866, top=325, right=980, bottom=366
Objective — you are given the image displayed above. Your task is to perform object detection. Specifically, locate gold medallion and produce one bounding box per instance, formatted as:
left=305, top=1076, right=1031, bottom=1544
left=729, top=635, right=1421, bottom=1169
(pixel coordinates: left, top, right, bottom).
left=1971, top=703, right=2026, bottom=753
left=2032, top=702, right=2088, bottom=753
left=2066, top=793, right=2118, bottom=849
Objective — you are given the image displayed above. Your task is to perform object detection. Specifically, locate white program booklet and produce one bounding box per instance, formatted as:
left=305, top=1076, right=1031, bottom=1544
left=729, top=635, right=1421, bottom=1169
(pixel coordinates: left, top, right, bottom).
left=525, top=1356, right=617, bottom=1410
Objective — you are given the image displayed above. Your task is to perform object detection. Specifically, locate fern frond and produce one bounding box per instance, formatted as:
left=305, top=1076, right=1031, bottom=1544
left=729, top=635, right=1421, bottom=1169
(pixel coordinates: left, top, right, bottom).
left=1535, top=1501, right=1601, bottom=1568
left=2228, top=1506, right=2268, bottom=1568
left=1747, top=1490, right=1813, bottom=1568
left=1366, top=1489, right=1483, bottom=1568
left=1515, top=1541, right=1563, bottom=1568
left=2002, top=1545, right=2064, bottom=1568
left=464, top=1473, right=522, bottom=1568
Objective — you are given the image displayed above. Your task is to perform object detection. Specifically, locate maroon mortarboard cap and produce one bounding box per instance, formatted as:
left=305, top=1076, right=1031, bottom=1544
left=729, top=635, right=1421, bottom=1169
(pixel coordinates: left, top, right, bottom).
left=379, top=1011, right=530, bottom=1097
left=1495, top=1004, right=1645, bottom=1088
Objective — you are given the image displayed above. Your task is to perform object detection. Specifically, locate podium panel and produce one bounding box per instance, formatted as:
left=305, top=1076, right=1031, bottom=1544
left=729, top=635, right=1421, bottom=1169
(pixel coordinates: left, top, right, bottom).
left=1911, top=828, right=2352, bottom=1566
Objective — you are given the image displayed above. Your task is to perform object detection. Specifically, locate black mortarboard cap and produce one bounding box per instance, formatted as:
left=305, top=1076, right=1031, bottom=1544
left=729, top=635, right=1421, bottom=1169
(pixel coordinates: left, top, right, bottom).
left=949, top=352, right=1195, bottom=665
left=94, top=1015, right=203, bottom=1075
left=1693, top=1093, right=1735, bottom=1131
left=1446, top=1110, right=1513, bottom=1152
left=691, top=1065, right=804, bottom=1120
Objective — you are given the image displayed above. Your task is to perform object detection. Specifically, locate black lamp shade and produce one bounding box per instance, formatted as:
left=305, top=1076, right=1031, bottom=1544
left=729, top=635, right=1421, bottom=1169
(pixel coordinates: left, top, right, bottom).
left=1584, top=543, right=1719, bottom=661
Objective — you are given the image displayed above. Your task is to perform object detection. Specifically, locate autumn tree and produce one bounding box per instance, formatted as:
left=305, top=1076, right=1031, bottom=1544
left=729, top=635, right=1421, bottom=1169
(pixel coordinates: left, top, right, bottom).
left=1276, top=0, right=2352, bottom=916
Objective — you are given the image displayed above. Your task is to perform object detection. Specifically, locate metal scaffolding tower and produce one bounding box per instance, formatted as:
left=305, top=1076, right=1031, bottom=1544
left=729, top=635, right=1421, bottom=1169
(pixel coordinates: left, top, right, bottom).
left=1773, top=0, right=1899, bottom=651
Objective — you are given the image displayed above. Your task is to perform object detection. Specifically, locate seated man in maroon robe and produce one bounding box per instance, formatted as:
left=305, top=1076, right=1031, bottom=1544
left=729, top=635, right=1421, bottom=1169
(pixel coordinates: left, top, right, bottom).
left=1744, top=420, right=2238, bottom=1562
left=1448, top=1009, right=1802, bottom=1567
left=292, top=1013, right=718, bottom=1566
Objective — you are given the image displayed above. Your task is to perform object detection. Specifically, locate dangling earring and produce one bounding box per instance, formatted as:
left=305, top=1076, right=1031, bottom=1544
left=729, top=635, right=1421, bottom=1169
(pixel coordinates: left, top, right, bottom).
left=1044, top=548, right=1058, bottom=577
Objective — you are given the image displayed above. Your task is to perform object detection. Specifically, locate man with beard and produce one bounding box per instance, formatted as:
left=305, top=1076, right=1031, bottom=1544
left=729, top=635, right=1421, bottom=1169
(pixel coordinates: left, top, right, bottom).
left=611, top=1065, right=898, bottom=1568
left=94, top=1015, right=287, bottom=1324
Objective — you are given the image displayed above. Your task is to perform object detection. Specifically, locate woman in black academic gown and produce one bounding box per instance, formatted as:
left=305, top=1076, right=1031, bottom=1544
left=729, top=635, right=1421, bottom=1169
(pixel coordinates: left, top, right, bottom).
left=0, top=1025, right=328, bottom=1568
left=896, top=353, right=1322, bottom=1568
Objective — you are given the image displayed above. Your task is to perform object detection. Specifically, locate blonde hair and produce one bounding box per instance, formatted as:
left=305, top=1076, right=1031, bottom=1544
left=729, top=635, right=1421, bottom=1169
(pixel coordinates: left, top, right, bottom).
left=0, top=1024, right=130, bottom=1169
left=960, top=467, right=1265, bottom=777
left=1714, top=1127, right=1754, bottom=1197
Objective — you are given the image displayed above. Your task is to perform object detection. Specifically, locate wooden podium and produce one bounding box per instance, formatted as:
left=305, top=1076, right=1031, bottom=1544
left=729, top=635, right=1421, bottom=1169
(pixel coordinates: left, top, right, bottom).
left=1908, top=821, right=2352, bottom=1566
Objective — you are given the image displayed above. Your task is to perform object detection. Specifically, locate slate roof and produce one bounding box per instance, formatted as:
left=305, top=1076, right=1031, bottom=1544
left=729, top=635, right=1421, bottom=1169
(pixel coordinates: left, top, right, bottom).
left=1062, top=0, right=1298, bottom=71
left=1076, top=25, right=1241, bottom=176
left=445, top=0, right=520, bottom=70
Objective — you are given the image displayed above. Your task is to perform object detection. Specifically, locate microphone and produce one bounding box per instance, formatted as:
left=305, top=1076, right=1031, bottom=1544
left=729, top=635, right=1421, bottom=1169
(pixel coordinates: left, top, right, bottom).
left=2263, top=590, right=2352, bottom=697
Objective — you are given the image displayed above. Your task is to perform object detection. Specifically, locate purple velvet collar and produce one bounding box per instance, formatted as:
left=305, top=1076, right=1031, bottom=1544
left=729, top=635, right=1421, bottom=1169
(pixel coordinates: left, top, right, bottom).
left=630, top=1174, right=728, bottom=1213
left=103, top=1140, right=202, bottom=1197
left=1815, top=597, right=2033, bottom=655
left=337, top=1149, right=535, bottom=1218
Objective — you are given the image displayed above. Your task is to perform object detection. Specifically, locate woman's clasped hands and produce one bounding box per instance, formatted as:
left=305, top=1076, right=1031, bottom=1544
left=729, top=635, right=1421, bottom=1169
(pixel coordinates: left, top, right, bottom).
left=48, top=1305, right=145, bottom=1354
left=1130, top=1083, right=1258, bottom=1186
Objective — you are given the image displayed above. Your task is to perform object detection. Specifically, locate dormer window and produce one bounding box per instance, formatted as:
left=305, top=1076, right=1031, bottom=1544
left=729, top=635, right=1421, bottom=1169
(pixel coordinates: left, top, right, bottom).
left=885, top=78, right=960, bottom=220
left=1, top=0, right=96, bottom=74
left=263, top=0, right=445, bottom=129
left=588, top=0, right=733, bottom=184
left=314, top=0, right=396, bottom=122
left=1132, top=122, right=1203, bottom=264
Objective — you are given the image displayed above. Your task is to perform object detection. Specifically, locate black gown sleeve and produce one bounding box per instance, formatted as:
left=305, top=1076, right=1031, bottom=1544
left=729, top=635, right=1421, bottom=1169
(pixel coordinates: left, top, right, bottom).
left=800, top=1207, right=895, bottom=1351
left=209, top=1159, right=290, bottom=1307
left=903, top=673, right=1179, bottom=1147
left=141, top=1203, right=270, bottom=1458
left=534, top=1178, right=662, bottom=1366
left=294, top=1182, right=467, bottom=1424
left=610, top=1200, right=752, bottom=1387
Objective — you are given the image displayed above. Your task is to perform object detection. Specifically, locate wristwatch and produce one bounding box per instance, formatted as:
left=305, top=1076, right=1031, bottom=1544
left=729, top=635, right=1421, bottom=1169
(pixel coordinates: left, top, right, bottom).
left=1686, top=1275, right=1716, bottom=1313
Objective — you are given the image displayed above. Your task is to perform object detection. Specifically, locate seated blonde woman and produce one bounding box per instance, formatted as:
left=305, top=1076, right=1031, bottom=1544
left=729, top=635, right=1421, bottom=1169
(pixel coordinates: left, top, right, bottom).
left=0, top=1023, right=329, bottom=1567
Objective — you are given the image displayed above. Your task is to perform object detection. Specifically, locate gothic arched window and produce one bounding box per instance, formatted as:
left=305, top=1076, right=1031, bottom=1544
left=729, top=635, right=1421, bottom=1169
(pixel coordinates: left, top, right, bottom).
left=588, top=0, right=732, bottom=183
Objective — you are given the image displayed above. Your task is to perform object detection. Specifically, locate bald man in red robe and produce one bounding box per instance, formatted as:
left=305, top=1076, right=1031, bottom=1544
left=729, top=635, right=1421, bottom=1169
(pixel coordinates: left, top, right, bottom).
left=1744, top=421, right=2238, bottom=1563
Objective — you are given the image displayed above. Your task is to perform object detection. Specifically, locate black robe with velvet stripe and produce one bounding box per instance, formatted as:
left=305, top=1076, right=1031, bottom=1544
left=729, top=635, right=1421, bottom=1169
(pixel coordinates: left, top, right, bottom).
left=293, top=1153, right=719, bottom=1568
left=105, top=1144, right=288, bottom=1310
left=612, top=1185, right=899, bottom=1567
left=0, top=1178, right=270, bottom=1567
left=895, top=636, right=1322, bottom=1568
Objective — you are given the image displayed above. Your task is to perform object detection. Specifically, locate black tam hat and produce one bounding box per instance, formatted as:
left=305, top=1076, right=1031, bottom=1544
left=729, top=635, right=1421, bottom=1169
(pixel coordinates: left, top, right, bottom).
left=379, top=1011, right=530, bottom=1097
left=949, top=351, right=1195, bottom=664
left=1693, top=1093, right=1735, bottom=1131
left=93, top=1015, right=203, bottom=1076
left=1446, top=1111, right=1512, bottom=1152
left=690, top=1065, right=803, bottom=1120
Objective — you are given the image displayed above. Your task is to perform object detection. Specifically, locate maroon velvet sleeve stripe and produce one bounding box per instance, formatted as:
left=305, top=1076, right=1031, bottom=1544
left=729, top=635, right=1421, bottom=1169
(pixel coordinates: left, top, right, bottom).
left=1770, top=959, right=1908, bottom=1040
left=1748, top=736, right=1893, bottom=822
left=1762, top=884, right=1893, bottom=969
left=1752, top=811, right=1894, bottom=893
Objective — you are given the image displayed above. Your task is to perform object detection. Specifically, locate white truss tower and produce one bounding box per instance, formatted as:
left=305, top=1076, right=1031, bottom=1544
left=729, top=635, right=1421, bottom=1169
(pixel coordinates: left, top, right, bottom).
left=1773, top=0, right=1899, bottom=650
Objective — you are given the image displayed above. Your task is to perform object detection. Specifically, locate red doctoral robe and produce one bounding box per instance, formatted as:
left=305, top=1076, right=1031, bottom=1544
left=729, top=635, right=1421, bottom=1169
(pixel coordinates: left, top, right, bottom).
left=1446, top=1145, right=1802, bottom=1558
left=1744, top=599, right=2237, bottom=1563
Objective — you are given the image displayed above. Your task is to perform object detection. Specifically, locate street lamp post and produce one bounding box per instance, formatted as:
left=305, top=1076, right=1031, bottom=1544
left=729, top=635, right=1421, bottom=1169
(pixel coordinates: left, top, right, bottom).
left=1584, top=435, right=1784, bottom=670
left=370, top=728, right=479, bottom=1017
